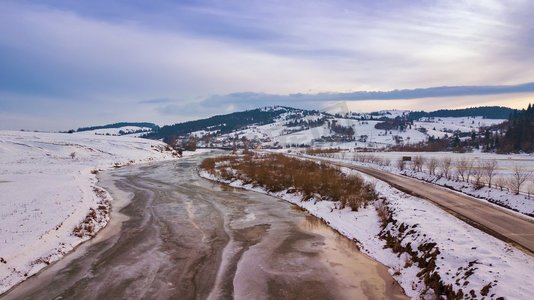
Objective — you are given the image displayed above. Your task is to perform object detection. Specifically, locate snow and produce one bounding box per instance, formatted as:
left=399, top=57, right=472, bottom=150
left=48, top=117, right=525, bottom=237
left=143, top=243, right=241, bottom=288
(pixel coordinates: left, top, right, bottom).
left=200, top=156, right=534, bottom=299
left=310, top=151, right=534, bottom=216
left=414, top=117, right=506, bottom=136
left=0, top=130, right=177, bottom=294
left=358, top=170, right=534, bottom=299
left=75, top=126, right=152, bottom=137
left=215, top=112, right=505, bottom=150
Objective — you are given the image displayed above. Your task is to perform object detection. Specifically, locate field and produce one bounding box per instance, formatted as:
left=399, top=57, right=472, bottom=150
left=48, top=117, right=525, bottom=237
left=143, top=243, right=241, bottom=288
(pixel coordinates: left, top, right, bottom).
left=0, top=130, right=177, bottom=294
left=302, top=150, right=534, bottom=216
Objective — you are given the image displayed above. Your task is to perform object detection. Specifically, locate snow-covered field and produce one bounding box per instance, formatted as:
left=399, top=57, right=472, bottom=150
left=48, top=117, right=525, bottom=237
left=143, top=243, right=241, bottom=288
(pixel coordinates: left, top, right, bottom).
left=308, top=151, right=534, bottom=216
left=414, top=117, right=505, bottom=139
left=200, top=162, right=534, bottom=299
left=0, top=130, right=177, bottom=294
left=342, top=151, right=534, bottom=174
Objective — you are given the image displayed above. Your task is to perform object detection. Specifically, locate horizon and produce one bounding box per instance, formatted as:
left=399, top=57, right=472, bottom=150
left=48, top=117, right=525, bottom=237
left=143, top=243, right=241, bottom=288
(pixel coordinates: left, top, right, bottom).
left=1, top=0, right=534, bottom=130
left=10, top=103, right=527, bottom=133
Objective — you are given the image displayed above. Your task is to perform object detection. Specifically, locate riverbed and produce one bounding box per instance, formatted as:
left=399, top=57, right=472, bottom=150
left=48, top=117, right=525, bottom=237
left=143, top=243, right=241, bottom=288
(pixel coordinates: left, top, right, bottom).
left=2, top=153, right=406, bottom=300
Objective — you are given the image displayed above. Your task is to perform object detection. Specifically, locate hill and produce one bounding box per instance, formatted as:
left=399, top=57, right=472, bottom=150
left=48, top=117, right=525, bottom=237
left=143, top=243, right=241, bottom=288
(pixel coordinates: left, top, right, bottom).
left=74, top=122, right=159, bottom=137
left=143, top=105, right=507, bottom=151
left=69, top=105, right=514, bottom=151
left=145, top=106, right=317, bottom=139
left=76, top=122, right=159, bottom=133
left=408, top=106, right=515, bottom=120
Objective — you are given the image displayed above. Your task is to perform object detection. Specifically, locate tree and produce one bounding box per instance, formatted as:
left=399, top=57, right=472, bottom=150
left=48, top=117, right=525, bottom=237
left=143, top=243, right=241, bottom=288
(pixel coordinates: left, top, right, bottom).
left=427, top=158, right=439, bottom=175
left=184, top=136, right=197, bottom=151
left=163, top=135, right=178, bottom=148
left=508, top=165, right=533, bottom=195
left=232, top=141, right=237, bottom=154
left=413, top=155, right=425, bottom=172
left=242, top=137, right=251, bottom=155
left=465, top=159, right=476, bottom=183
left=499, top=103, right=533, bottom=153
left=396, top=158, right=406, bottom=171
left=495, top=177, right=507, bottom=191
left=482, top=159, right=498, bottom=188
left=455, top=158, right=469, bottom=181
left=471, top=162, right=484, bottom=189
left=440, top=157, right=452, bottom=179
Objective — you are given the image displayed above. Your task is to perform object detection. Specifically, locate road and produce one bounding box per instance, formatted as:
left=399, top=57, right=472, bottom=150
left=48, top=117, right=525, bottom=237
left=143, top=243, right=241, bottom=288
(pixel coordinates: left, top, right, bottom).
left=1, top=153, right=406, bottom=300
left=320, top=158, right=534, bottom=255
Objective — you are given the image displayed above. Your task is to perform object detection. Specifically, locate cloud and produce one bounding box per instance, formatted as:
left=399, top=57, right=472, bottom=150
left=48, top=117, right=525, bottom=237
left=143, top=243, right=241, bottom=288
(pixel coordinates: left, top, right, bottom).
left=199, top=82, right=534, bottom=107
left=1, top=0, right=533, bottom=130
left=138, top=98, right=174, bottom=104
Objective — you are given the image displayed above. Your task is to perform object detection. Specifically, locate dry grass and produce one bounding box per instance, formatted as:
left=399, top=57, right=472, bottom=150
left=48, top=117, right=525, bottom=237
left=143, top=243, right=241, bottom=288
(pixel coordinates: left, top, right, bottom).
left=201, top=153, right=377, bottom=211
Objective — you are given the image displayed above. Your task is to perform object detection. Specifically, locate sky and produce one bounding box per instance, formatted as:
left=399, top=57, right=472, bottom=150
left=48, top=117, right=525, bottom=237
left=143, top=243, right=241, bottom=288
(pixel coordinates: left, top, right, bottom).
left=0, top=0, right=533, bottom=130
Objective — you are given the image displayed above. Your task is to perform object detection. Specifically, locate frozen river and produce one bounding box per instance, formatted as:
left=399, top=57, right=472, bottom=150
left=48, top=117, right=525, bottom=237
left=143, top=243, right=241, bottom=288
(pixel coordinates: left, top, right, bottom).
left=2, top=153, right=406, bottom=300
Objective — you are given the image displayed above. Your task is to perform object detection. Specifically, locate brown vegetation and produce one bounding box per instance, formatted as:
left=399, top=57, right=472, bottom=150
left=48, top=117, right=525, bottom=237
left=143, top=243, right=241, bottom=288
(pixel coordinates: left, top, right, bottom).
left=201, top=153, right=377, bottom=211
left=376, top=200, right=489, bottom=299
left=305, top=148, right=342, bottom=155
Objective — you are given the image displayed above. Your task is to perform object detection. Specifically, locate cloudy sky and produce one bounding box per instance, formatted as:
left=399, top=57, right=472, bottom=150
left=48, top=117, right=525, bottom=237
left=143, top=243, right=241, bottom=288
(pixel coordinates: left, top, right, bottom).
left=1, top=0, right=533, bottom=130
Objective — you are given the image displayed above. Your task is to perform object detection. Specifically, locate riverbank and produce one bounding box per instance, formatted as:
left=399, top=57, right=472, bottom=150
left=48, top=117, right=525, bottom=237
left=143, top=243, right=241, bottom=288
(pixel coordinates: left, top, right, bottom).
left=2, top=155, right=406, bottom=299
left=199, top=154, right=534, bottom=299
left=0, top=130, right=179, bottom=295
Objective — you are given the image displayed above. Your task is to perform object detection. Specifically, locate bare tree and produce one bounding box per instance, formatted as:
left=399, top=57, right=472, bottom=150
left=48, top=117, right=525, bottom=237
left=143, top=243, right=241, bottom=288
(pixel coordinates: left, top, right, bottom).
left=528, top=183, right=534, bottom=200
left=413, top=155, right=425, bottom=172
left=396, top=158, right=406, bottom=171
left=427, top=158, right=439, bottom=175
left=482, top=159, right=498, bottom=188
left=440, top=157, right=452, bottom=179
left=508, top=165, right=533, bottom=195
left=184, top=135, right=197, bottom=151
left=465, top=159, right=476, bottom=183
left=397, top=157, right=406, bottom=171
left=472, top=161, right=484, bottom=189
left=411, top=156, right=418, bottom=171
left=494, top=177, right=507, bottom=191
left=455, top=158, right=469, bottom=181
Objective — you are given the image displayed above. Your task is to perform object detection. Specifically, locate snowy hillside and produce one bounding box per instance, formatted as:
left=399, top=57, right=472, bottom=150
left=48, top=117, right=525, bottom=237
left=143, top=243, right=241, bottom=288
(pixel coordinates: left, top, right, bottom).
left=0, top=131, right=177, bottom=294
left=197, top=106, right=506, bottom=149
left=414, top=117, right=505, bottom=139
left=75, top=125, right=153, bottom=137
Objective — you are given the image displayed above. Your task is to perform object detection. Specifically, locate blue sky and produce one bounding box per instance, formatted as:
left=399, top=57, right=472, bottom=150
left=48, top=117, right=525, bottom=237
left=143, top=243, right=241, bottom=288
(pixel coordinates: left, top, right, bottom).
left=1, top=0, right=533, bottom=130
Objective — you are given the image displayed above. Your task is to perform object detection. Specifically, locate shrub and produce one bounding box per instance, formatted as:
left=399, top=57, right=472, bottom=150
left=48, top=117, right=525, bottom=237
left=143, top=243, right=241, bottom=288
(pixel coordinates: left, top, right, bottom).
left=200, top=153, right=377, bottom=210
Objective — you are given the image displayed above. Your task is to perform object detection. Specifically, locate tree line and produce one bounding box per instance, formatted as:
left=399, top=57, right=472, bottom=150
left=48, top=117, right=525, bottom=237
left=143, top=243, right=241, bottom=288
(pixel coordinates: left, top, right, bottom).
left=498, top=103, right=534, bottom=153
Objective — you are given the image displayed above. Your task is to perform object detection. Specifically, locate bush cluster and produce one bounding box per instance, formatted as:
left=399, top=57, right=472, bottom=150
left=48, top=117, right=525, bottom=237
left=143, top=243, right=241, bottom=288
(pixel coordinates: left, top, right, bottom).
left=201, top=153, right=377, bottom=211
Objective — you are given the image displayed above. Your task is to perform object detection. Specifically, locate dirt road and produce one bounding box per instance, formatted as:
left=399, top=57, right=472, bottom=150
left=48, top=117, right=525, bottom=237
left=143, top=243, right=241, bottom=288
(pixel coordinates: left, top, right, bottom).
left=324, top=159, right=534, bottom=255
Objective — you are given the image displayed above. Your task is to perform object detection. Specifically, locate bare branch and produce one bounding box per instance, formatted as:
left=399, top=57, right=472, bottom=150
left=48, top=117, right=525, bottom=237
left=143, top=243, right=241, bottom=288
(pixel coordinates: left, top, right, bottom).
left=440, top=157, right=452, bottom=180
left=482, top=159, right=498, bottom=188
left=509, top=165, right=533, bottom=195
left=455, top=158, right=469, bottom=182
left=427, top=157, right=439, bottom=176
